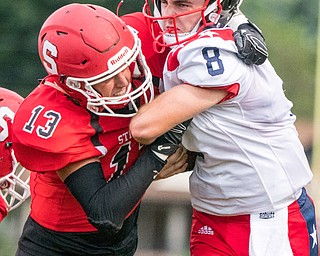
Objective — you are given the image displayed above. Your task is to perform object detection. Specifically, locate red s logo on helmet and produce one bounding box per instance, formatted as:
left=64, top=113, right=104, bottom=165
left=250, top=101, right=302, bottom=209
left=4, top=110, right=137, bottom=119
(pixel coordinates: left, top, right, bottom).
left=38, top=4, right=154, bottom=117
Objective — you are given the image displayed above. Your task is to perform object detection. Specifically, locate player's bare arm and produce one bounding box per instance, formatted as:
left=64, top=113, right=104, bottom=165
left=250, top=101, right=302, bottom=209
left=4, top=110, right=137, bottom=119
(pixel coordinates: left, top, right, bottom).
left=130, top=84, right=227, bottom=145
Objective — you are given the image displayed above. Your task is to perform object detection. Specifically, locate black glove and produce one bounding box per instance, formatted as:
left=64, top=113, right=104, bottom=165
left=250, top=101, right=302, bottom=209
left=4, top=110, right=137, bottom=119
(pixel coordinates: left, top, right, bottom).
left=233, top=21, right=268, bottom=65
left=150, top=119, right=192, bottom=164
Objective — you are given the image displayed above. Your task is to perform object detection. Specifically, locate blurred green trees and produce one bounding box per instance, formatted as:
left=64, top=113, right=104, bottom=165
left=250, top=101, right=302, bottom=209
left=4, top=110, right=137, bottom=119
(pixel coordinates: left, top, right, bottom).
left=0, top=0, right=318, bottom=120
left=241, top=0, right=318, bottom=120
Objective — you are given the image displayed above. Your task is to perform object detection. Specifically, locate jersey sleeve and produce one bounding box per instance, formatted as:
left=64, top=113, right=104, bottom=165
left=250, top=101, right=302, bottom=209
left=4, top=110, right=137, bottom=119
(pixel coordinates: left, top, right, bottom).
left=165, top=28, right=247, bottom=92
left=12, top=84, right=104, bottom=172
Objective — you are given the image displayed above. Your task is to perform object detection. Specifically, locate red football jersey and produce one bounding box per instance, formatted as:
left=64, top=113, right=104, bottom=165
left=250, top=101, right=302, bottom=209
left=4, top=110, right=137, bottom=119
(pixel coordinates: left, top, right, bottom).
left=12, top=80, right=143, bottom=232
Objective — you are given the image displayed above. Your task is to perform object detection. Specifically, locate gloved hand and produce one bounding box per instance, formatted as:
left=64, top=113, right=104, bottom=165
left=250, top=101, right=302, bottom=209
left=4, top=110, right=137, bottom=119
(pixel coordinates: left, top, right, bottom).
left=233, top=21, right=268, bottom=65
left=150, top=119, right=192, bottom=164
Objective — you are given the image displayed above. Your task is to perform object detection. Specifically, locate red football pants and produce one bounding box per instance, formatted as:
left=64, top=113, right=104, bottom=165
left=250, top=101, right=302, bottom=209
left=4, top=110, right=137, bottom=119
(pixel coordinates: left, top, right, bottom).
left=190, top=188, right=318, bottom=256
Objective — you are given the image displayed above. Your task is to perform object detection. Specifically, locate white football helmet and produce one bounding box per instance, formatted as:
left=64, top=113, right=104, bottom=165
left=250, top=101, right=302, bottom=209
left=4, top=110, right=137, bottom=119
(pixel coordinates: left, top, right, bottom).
left=0, top=88, right=30, bottom=212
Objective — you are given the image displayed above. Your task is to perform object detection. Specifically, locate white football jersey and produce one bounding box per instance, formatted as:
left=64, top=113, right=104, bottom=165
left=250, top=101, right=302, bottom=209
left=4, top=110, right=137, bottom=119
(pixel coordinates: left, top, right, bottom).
left=163, top=28, right=313, bottom=215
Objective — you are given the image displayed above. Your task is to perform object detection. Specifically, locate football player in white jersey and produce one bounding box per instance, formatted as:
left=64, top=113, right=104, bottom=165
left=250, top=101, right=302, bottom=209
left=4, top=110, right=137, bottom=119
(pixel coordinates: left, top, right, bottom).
left=130, top=0, right=318, bottom=255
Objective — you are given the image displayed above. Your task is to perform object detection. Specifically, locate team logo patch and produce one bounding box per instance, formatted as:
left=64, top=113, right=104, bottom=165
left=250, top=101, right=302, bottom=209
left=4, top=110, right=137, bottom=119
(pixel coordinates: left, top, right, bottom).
left=259, top=211, right=275, bottom=219
left=198, top=225, right=214, bottom=235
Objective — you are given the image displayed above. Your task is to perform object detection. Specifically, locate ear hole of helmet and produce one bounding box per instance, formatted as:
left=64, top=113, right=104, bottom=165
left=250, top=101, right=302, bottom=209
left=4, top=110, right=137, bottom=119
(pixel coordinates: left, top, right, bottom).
left=130, top=57, right=145, bottom=78
left=208, top=11, right=220, bottom=22
left=66, top=79, right=83, bottom=90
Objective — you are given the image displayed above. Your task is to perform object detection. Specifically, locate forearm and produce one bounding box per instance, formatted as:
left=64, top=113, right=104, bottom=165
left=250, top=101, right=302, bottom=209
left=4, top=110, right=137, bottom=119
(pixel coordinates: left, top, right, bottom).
left=130, top=90, right=183, bottom=145
left=130, top=84, right=226, bottom=145
left=64, top=147, right=162, bottom=233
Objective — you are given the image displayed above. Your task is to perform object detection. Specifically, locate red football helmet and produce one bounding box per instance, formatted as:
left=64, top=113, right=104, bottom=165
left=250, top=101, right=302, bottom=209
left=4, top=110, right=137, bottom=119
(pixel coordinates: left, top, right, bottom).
left=38, top=3, right=154, bottom=117
left=143, top=0, right=229, bottom=52
left=0, top=88, right=30, bottom=212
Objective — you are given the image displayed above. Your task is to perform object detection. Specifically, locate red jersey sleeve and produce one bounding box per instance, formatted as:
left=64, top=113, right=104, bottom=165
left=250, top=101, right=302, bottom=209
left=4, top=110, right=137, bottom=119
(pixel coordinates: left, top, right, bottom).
left=12, top=84, right=104, bottom=172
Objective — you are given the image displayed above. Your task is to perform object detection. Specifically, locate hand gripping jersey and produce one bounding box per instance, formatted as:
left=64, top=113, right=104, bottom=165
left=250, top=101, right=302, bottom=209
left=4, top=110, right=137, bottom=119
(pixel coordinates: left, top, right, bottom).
left=12, top=78, right=142, bottom=232
left=163, top=28, right=313, bottom=215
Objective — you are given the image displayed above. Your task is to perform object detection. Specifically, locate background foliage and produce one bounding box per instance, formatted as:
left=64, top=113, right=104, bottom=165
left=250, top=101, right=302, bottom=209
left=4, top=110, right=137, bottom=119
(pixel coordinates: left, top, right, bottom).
left=242, top=0, right=318, bottom=120
left=0, top=0, right=318, bottom=119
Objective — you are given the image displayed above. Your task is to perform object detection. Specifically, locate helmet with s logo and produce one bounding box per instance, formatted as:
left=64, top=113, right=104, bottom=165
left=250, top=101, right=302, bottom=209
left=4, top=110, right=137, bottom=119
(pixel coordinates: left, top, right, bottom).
left=0, top=87, right=30, bottom=212
left=38, top=4, right=154, bottom=117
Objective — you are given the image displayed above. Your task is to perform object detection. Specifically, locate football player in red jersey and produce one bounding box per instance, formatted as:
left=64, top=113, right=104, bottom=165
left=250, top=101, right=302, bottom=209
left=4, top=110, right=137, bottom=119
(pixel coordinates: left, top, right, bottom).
left=130, top=0, right=318, bottom=255
left=12, top=4, right=188, bottom=256
left=0, top=87, right=30, bottom=222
